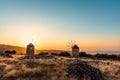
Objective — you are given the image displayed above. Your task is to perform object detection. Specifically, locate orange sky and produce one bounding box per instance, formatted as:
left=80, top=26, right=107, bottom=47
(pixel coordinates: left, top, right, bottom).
left=0, top=26, right=119, bottom=51
left=0, top=35, right=119, bottom=51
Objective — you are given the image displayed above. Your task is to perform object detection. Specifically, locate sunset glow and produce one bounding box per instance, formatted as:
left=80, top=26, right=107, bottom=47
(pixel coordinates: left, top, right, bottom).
left=0, top=0, right=120, bottom=51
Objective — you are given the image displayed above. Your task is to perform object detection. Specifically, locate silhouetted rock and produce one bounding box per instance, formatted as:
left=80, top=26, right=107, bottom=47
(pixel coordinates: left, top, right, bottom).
left=66, top=61, right=105, bottom=80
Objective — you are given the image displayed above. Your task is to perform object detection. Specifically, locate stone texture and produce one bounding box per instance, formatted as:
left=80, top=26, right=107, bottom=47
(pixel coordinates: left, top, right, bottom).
left=66, top=61, right=105, bottom=80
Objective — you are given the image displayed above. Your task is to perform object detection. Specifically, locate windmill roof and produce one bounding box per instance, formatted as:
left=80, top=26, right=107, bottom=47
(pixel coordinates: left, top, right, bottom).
left=27, top=43, right=34, bottom=47
left=72, top=45, right=79, bottom=49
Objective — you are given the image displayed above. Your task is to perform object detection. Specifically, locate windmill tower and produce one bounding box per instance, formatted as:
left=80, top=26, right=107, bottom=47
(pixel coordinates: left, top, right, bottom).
left=26, top=43, right=35, bottom=58
left=72, top=44, right=79, bottom=57
left=67, top=40, right=80, bottom=57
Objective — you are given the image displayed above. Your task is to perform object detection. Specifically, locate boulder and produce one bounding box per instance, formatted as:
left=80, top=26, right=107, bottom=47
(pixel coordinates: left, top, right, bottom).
left=66, top=61, right=105, bottom=80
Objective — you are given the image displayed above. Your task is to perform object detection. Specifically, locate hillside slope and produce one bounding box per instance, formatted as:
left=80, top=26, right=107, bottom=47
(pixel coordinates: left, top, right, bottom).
left=0, top=44, right=64, bottom=54
left=0, top=44, right=26, bottom=54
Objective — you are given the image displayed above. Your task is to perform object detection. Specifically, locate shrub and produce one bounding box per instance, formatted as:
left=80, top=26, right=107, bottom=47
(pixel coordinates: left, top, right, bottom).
left=51, top=53, right=58, bottom=56
left=94, top=53, right=118, bottom=59
left=59, top=52, right=70, bottom=57
left=79, top=52, right=92, bottom=57
left=109, top=54, right=117, bottom=59
left=37, top=52, right=48, bottom=56
left=117, top=55, right=120, bottom=59
left=94, top=53, right=109, bottom=58
left=5, top=50, right=16, bottom=55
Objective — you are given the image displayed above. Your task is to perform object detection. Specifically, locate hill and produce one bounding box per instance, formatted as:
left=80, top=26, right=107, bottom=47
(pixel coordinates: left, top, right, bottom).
left=0, top=44, right=26, bottom=54
left=0, top=44, right=64, bottom=54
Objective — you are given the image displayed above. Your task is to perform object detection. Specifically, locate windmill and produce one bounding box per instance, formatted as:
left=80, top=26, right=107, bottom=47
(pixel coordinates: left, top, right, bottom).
left=67, top=40, right=80, bottom=57
left=24, top=38, right=40, bottom=56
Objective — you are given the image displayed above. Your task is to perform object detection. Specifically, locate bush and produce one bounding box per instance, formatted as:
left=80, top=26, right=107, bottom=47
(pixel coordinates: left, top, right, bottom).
left=0, top=50, right=16, bottom=58
left=51, top=53, right=58, bottom=56
left=117, top=55, right=120, bottom=59
left=59, top=52, right=70, bottom=57
left=94, top=53, right=118, bottom=59
left=109, top=54, right=117, bottom=59
left=94, top=53, right=109, bottom=58
left=79, top=52, right=92, bottom=57
left=5, top=50, right=16, bottom=55
left=38, top=52, right=48, bottom=56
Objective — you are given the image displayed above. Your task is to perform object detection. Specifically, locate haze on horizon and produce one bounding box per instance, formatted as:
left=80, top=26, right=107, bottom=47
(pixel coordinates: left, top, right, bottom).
left=0, top=0, right=120, bottom=51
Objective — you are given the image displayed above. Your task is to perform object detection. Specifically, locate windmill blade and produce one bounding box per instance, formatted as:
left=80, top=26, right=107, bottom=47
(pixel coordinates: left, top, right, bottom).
left=66, top=44, right=71, bottom=47
left=35, top=44, right=39, bottom=47
left=68, top=41, right=71, bottom=44
left=67, top=41, right=71, bottom=47
left=27, top=39, right=30, bottom=43
left=70, top=40, right=76, bottom=46
left=31, top=38, right=34, bottom=43
left=71, top=40, right=74, bottom=44
left=34, top=41, right=37, bottom=44
left=24, top=40, right=29, bottom=45
left=71, top=40, right=75, bottom=44
left=33, top=41, right=36, bottom=45
left=34, top=42, right=38, bottom=46
left=67, top=40, right=76, bottom=48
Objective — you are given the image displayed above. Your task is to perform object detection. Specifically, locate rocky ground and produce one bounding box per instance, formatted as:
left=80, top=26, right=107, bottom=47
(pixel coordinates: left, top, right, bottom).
left=0, top=55, right=120, bottom=80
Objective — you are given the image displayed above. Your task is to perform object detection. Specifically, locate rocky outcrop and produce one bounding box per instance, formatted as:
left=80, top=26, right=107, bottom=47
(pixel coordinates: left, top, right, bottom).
left=66, top=61, right=105, bottom=80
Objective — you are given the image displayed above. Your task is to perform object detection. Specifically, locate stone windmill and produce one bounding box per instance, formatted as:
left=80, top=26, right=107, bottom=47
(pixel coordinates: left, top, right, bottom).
left=72, top=44, right=79, bottom=57
left=67, top=40, right=80, bottom=57
left=26, top=43, right=35, bottom=58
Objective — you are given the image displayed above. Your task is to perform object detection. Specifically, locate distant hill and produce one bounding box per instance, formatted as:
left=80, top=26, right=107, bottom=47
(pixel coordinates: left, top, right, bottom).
left=0, top=44, right=64, bottom=54
left=0, top=44, right=26, bottom=54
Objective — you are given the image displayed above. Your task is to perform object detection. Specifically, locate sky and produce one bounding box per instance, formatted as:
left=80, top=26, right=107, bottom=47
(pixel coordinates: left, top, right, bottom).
left=0, top=0, right=120, bottom=51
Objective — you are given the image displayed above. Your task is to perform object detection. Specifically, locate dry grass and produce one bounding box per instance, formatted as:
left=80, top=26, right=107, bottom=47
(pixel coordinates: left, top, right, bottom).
left=0, top=55, right=120, bottom=80
left=81, top=58, right=120, bottom=80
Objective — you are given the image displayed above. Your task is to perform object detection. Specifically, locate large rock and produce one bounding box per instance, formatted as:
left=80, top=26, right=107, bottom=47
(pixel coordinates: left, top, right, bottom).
left=66, top=61, right=105, bottom=80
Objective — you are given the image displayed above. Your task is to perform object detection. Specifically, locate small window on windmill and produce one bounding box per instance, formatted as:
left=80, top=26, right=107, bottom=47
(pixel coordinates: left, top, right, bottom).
left=30, top=47, right=33, bottom=50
